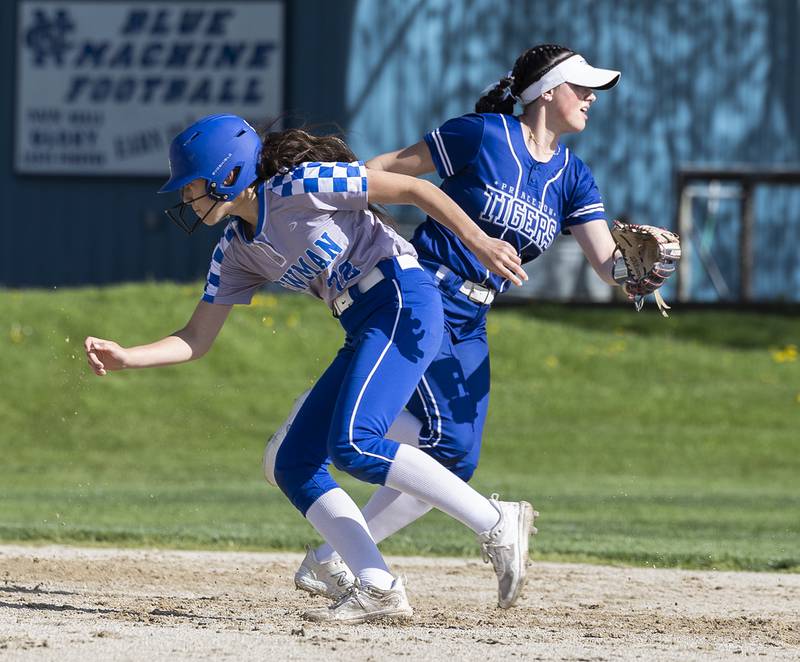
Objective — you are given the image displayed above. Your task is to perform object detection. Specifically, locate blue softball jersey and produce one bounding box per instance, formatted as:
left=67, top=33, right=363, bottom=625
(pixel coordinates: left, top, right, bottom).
left=416, top=112, right=607, bottom=293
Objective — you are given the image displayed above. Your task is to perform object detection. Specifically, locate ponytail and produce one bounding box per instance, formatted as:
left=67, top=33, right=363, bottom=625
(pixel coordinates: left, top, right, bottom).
left=475, top=44, right=575, bottom=115
left=475, top=74, right=516, bottom=114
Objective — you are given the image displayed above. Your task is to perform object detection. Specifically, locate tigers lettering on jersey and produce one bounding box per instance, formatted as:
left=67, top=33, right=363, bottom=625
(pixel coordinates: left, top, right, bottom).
left=479, top=182, right=558, bottom=253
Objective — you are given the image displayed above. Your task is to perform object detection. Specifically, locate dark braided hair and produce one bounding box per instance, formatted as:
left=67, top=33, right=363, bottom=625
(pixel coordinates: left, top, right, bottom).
left=475, top=44, right=575, bottom=114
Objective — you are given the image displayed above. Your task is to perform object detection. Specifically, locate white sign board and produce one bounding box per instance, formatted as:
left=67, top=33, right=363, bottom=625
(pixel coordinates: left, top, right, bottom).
left=15, top=2, right=284, bottom=175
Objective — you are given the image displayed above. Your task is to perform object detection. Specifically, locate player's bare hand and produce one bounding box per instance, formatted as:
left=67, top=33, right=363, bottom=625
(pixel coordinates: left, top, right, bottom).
left=84, top=336, right=129, bottom=376
left=471, top=237, right=528, bottom=287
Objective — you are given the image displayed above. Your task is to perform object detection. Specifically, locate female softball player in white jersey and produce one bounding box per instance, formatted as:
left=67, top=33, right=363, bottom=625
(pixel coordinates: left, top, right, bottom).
left=84, top=114, right=534, bottom=623
left=293, top=44, right=626, bottom=603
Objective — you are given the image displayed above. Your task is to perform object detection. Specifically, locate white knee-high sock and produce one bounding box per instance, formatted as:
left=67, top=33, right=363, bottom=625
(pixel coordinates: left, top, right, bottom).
left=316, top=487, right=432, bottom=563
left=304, top=488, right=395, bottom=590
left=363, top=487, right=432, bottom=542
left=385, top=444, right=498, bottom=534
left=315, top=411, right=433, bottom=564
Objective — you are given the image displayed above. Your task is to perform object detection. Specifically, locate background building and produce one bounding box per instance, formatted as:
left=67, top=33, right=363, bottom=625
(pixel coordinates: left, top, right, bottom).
left=2, top=0, right=799, bottom=302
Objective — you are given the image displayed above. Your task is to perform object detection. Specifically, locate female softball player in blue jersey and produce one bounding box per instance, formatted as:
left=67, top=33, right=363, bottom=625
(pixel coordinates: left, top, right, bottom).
left=295, top=44, right=626, bottom=600
left=84, top=114, right=534, bottom=623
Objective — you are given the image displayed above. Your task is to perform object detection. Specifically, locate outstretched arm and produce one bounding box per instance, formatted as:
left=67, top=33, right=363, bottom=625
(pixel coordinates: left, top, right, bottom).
left=85, top=301, right=233, bottom=376
left=366, top=168, right=528, bottom=287
left=570, top=219, right=620, bottom=286
left=365, top=141, right=435, bottom=176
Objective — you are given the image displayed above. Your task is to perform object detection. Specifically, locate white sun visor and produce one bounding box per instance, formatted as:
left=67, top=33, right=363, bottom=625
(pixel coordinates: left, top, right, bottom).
left=516, top=54, right=620, bottom=105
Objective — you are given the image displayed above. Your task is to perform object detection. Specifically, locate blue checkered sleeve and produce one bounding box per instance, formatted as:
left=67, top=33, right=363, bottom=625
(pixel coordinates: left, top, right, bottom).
left=267, top=161, right=369, bottom=210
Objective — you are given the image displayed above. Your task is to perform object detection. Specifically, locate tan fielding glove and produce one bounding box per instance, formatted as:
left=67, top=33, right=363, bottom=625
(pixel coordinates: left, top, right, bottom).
left=611, top=221, right=682, bottom=317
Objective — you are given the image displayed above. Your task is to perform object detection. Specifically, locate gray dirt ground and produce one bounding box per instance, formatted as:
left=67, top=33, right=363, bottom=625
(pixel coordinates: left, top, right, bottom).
left=0, top=545, right=798, bottom=661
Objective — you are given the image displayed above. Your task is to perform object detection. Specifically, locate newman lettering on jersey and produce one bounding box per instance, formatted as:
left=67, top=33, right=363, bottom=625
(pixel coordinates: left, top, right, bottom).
left=277, top=232, right=347, bottom=291
left=479, top=184, right=558, bottom=253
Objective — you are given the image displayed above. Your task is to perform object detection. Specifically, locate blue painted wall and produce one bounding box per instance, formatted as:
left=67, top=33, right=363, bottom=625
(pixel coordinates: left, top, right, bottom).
left=2, top=0, right=799, bottom=301
left=341, top=0, right=800, bottom=302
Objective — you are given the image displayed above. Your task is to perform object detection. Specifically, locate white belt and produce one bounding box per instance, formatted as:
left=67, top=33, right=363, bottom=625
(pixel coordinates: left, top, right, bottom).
left=459, top=280, right=496, bottom=305
left=331, top=254, right=420, bottom=317
left=435, top=265, right=496, bottom=305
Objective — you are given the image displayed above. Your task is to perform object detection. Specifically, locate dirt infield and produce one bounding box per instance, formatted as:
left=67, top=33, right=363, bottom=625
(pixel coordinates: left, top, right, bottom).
left=0, top=545, right=797, bottom=661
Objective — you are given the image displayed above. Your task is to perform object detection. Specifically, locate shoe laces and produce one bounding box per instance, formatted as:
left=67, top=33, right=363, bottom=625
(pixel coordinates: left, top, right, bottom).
left=479, top=494, right=511, bottom=566
left=328, top=580, right=363, bottom=611
left=481, top=540, right=513, bottom=566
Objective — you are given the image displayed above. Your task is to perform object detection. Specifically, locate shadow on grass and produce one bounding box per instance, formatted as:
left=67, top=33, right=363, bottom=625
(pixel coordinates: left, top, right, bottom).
left=496, top=302, right=800, bottom=350
left=540, top=548, right=800, bottom=572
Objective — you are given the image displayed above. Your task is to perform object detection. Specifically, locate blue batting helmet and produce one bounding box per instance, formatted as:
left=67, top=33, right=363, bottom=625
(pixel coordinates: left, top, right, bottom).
left=158, top=114, right=262, bottom=201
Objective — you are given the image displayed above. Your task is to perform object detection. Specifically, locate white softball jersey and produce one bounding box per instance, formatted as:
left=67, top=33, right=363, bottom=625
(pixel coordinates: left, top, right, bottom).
left=201, top=161, right=416, bottom=308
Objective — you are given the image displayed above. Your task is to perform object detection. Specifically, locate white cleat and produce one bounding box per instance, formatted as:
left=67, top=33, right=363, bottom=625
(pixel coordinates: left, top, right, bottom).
left=294, top=546, right=355, bottom=600
left=302, top=576, right=413, bottom=624
left=477, top=494, right=538, bottom=609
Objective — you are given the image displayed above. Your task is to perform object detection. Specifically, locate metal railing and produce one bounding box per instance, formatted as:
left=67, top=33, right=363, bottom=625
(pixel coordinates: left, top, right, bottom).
left=674, top=165, right=800, bottom=302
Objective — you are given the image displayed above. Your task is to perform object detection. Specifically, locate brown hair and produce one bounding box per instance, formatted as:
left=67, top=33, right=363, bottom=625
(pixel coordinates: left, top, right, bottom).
left=256, top=127, right=396, bottom=227
left=475, top=44, right=575, bottom=114
left=257, top=129, right=357, bottom=179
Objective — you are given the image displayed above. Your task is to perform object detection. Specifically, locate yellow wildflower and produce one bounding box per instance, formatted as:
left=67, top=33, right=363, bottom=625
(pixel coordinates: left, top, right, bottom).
left=9, top=324, right=24, bottom=344
left=252, top=294, right=279, bottom=309
left=771, top=345, right=798, bottom=363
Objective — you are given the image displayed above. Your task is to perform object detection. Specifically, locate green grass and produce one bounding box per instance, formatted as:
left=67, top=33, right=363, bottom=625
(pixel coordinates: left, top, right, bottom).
left=1, top=284, right=799, bottom=571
